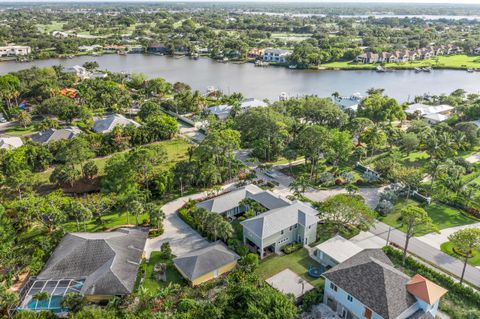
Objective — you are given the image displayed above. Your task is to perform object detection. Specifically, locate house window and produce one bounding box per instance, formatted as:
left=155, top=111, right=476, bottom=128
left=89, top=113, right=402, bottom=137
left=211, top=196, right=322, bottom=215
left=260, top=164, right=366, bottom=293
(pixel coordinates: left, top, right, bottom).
left=364, top=307, right=372, bottom=319
left=289, top=226, right=292, bottom=231
left=281, top=230, right=284, bottom=235
left=294, top=224, right=297, bottom=229
left=330, top=282, right=337, bottom=292
left=347, top=295, right=353, bottom=302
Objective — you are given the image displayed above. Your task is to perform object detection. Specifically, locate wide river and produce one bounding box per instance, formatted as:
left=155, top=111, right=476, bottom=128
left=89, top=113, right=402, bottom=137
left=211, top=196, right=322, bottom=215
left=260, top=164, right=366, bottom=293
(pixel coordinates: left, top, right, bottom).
left=2, top=54, right=480, bottom=102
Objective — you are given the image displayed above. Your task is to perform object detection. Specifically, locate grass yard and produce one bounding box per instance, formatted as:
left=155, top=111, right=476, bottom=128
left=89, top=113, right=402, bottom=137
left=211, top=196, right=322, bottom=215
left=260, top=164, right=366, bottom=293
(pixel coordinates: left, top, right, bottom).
left=378, top=199, right=476, bottom=236
left=321, top=55, right=480, bottom=70
left=63, top=209, right=151, bottom=232
left=142, top=252, right=186, bottom=292
left=400, top=151, right=429, bottom=170
left=256, top=248, right=324, bottom=287
left=440, top=241, right=480, bottom=266
left=3, top=125, right=37, bottom=136
left=36, top=22, right=65, bottom=33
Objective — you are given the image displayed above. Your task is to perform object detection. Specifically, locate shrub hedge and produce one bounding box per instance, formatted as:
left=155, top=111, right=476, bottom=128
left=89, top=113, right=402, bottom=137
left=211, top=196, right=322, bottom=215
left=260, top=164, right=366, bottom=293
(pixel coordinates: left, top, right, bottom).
left=282, top=243, right=302, bottom=254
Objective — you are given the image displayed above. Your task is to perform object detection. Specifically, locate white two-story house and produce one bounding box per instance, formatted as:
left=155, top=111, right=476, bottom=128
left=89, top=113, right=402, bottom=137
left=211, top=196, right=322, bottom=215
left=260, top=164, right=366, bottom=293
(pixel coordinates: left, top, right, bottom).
left=322, top=249, right=447, bottom=319
left=263, top=49, right=291, bottom=64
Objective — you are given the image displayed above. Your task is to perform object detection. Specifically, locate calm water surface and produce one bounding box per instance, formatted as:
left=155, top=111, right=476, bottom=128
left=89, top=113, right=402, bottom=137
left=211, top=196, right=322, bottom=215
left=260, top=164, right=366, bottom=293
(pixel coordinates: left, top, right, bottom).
left=2, top=54, right=480, bottom=102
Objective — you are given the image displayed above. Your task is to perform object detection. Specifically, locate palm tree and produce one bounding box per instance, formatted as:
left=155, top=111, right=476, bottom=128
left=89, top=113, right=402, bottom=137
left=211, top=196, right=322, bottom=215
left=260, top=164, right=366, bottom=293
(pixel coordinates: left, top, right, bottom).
left=128, top=200, right=144, bottom=227
left=218, top=220, right=234, bottom=242
left=289, top=176, right=311, bottom=197
left=146, top=203, right=165, bottom=230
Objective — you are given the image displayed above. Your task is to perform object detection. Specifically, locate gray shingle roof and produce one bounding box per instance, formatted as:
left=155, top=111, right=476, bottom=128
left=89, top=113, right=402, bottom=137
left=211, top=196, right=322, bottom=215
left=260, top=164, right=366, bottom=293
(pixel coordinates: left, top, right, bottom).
left=195, top=184, right=290, bottom=214
left=37, top=228, right=147, bottom=296
left=323, top=249, right=417, bottom=319
left=173, top=241, right=239, bottom=281
left=30, top=127, right=81, bottom=144
left=93, top=114, right=140, bottom=133
left=240, top=200, right=319, bottom=239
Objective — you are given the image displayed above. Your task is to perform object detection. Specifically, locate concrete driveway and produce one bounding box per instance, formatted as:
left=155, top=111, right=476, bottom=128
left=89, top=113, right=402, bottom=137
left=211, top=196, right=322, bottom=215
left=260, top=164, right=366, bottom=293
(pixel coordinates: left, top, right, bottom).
left=144, top=183, right=236, bottom=259
left=417, top=222, right=480, bottom=250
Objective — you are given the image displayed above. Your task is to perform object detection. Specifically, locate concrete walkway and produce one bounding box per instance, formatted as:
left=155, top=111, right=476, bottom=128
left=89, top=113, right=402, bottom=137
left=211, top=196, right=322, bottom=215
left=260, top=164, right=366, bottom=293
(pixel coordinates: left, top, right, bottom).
left=417, top=222, right=480, bottom=250
left=144, top=183, right=236, bottom=259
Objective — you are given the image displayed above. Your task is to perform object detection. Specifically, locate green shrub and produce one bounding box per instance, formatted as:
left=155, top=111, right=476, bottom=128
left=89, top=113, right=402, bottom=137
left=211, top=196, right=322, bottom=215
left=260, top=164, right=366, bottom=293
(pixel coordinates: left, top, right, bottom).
left=282, top=243, right=302, bottom=254
left=301, top=288, right=324, bottom=312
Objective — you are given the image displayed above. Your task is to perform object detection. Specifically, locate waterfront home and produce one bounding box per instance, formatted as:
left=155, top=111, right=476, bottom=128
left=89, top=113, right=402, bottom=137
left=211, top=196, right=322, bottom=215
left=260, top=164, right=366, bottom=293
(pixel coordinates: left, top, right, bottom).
left=196, top=184, right=291, bottom=218
left=128, top=45, right=145, bottom=53
left=173, top=241, right=239, bottom=286
left=30, top=127, right=81, bottom=144
left=0, top=136, right=23, bottom=150
left=356, top=45, right=460, bottom=64
left=78, top=44, right=103, bottom=52
left=0, top=45, right=31, bottom=57
left=93, top=114, right=140, bottom=134
left=147, top=43, right=169, bottom=54
left=322, top=249, right=447, bottom=319
left=404, top=103, right=454, bottom=124
left=248, top=47, right=265, bottom=58
left=17, top=228, right=147, bottom=313
left=312, top=235, right=363, bottom=268
left=263, top=48, right=291, bottom=63
left=241, top=200, right=319, bottom=259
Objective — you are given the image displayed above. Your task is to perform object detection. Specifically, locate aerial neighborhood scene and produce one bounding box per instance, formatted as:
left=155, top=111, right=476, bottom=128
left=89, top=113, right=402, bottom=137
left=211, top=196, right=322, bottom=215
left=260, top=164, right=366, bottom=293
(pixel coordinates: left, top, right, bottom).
left=2, top=0, right=480, bottom=318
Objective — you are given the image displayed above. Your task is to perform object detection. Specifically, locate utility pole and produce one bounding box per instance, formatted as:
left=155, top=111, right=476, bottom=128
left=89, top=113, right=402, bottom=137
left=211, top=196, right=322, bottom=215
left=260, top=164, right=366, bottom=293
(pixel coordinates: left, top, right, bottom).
left=386, top=226, right=392, bottom=246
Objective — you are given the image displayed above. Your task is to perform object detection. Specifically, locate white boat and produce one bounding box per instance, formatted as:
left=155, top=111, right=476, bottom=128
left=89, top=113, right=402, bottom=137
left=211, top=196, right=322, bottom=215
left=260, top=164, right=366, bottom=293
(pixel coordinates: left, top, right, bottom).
left=376, top=66, right=385, bottom=72
left=422, top=67, right=432, bottom=72
left=288, top=65, right=297, bottom=69
left=255, top=60, right=269, bottom=67
left=467, top=68, right=475, bottom=73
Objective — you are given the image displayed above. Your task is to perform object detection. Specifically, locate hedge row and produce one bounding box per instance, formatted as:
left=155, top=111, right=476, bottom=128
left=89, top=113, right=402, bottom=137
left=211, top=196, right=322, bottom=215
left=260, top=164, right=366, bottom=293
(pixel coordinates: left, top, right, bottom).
left=383, top=246, right=480, bottom=308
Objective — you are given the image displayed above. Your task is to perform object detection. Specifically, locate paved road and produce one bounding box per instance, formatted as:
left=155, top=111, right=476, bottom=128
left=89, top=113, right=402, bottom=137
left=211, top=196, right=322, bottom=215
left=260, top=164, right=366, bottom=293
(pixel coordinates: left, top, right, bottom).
left=370, top=221, right=480, bottom=288
left=418, top=222, right=480, bottom=250
left=144, top=183, right=236, bottom=259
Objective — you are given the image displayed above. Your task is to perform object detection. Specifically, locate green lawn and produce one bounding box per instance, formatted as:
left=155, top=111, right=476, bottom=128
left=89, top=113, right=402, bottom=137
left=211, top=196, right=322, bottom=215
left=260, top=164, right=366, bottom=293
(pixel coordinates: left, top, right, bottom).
left=36, top=22, right=65, bottom=33
left=322, top=55, right=480, bottom=70
left=256, top=248, right=324, bottom=287
left=63, top=209, right=151, bottom=232
left=4, top=125, right=36, bottom=136
left=400, top=151, right=429, bottom=169
left=142, top=252, right=186, bottom=292
left=440, top=241, right=480, bottom=266
left=378, top=199, right=476, bottom=236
